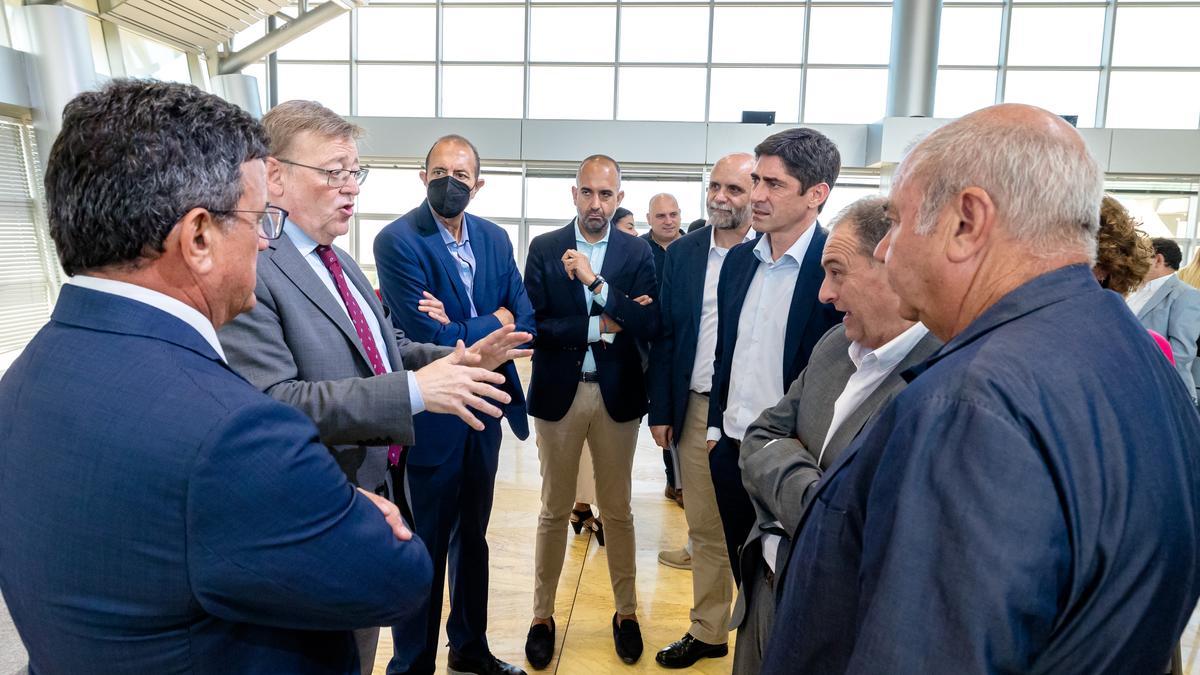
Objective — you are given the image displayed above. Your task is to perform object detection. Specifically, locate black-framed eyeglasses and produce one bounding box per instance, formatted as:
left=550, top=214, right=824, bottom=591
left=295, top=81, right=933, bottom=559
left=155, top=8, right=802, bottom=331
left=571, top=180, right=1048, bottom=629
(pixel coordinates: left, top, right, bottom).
left=278, top=159, right=369, bottom=188
left=210, top=205, right=289, bottom=240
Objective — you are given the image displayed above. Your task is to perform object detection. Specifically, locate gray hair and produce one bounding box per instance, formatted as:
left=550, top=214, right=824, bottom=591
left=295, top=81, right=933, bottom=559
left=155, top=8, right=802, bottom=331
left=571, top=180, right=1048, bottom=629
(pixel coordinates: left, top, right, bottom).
left=46, top=79, right=269, bottom=276
left=894, top=109, right=1102, bottom=261
left=829, top=196, right=890, bottom=259
left=262, top=99, right=362, bottom=159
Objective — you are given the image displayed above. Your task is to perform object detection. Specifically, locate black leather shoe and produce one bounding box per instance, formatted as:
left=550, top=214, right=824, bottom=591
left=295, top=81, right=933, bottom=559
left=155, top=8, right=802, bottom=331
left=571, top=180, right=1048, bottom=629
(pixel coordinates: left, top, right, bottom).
left=654, top=633, right=729, bottom=668
left=447, top=650, right=527, bottom=675
left=612, top=613, right=643, bottom=664
left=524, top=619, right=555, bottom=670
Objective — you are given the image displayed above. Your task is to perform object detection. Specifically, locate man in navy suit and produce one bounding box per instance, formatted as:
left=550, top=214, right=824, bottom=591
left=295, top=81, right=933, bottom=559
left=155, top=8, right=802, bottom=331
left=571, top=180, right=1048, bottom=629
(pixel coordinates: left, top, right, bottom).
left=521, top=155, right=659, bottom=669
left=0, top=80, right=433, bottom=674
left=762, top=104, right=1200, bottom=674
left=373, top=135, right=533, bottom=675
left=647, top=152, right=756, bottom=668
left=705, top=129, right=844, bottom=585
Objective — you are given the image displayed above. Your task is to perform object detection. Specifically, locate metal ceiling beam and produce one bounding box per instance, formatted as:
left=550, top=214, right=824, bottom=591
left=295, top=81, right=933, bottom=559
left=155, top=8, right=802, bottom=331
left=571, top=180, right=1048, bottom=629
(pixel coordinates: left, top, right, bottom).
left=219, top=0, right=355, bottom=75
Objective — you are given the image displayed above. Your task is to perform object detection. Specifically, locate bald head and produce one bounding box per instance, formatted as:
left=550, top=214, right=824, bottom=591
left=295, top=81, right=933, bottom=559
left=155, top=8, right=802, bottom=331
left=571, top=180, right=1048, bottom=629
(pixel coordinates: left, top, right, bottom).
left=707, top=152, right=755, bottom=231
left=577, top=154, right=621, bottom=184
left=573, top=155, right=624, bottom=237
left=647, top=193, right=681, bottom=243
left=895, top=103, right=1102, bottom=260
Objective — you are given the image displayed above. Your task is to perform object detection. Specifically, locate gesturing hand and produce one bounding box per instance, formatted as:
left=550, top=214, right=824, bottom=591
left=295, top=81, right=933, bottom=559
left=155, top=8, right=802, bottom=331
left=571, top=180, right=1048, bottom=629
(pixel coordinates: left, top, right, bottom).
left=356, top=487, right=412, bottom=541
left=415, top=342, right=511, bottom=430
left=418, top=291, right=450, bottom=325
left=467, top=323, right=534, bottom=371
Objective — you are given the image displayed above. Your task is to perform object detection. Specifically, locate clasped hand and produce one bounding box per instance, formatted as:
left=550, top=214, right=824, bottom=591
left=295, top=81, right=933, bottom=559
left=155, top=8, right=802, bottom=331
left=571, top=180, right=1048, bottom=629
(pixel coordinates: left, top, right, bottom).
left=413, top=324, right=533, bottom=431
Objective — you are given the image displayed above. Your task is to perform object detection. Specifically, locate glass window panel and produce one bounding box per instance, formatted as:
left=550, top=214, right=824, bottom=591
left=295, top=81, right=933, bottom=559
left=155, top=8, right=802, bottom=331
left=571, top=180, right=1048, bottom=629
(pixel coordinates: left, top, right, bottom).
left=528, top=67, right=614, bottom=120
left=1112, top=194, right=1193, bottom=240
left=119, top=29, right=191, bottom=83
left=620, top=180, right=704, bottom=225
left=276, top=11, right=349, bottom=61
left=938, top=7, right=1002, bottom=66
left=277, top=63, right=350, bottom=114
left=356, top=218, right=395, bottom=266
left=528, top=223, right=563, bottom=243
left=822, top=185, right=882, bottom=226
left=617, top=67, right=706, bottom=122
left=1106, top=71, right=1200, bottom=129
left=619, top=7, right=709, bottom=63
left=357, top=7, right=435, bottom=61
left=530, top=8, right=616, bottom=63
left=711, top=7, right=805, bottom=64
left=1003, top=70, right=1098, bottom=127
left=443, top=66, right=524, bottom=118
left=444, top=7, right=524, bottom=62
left=243, top=62, right=269, bottom=114
left=1112, top=7, right=1200, bottom=68
left=709, top=67, right=801, bottom=123
left=357, top=65, right=434, bottom=117
left=357, top=168, right=425, bottom=215
left=87, top=16, right=109, bottom=76
left=803, top=69, right=888, bottom=124
left=807, top=7, right=891, bottom=65
left=934, top=69, right=996, bottom=119
left=526, top=177, right=577, bottom=220
left=232, top=19, right=266, bottom=52
left=1007, top=8, right=1105, bottom=67
left=471, top=172, right=524, bottom=220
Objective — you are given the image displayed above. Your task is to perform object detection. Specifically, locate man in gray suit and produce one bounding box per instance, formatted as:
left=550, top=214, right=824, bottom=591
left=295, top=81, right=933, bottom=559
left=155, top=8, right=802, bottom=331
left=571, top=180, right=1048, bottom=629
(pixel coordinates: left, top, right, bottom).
left=1128, top=238, right=1200, bottom=402
left=217, top=100, right=530, bottom=675
left=730, top=196, right=942, bottom=675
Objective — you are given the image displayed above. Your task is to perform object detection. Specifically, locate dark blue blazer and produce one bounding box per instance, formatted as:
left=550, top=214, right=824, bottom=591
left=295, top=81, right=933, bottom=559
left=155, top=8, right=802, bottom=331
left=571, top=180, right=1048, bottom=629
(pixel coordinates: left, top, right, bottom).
left=647, top=225, right=722, bottom=439
left=374, top=203, right=535, bottom=463
left=763, top=265, right=1200, bottom=674
left=524, top=221, right=660, bottom=422
left=707, top=226, right=842, bottom=430
left=640, top=231, right=668, bottom=295
left=0, top=285, right=433, bottom=675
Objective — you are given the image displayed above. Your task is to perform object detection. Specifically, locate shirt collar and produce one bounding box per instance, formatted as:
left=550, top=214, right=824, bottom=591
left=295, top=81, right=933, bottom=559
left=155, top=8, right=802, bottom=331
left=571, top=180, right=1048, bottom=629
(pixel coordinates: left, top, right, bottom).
left=848, top=322, right=930, bottom=371
left=429, top=204, right=470, bottom=247
left=283, top=218, right=319, bottom=257
left=574, top=218, right=612, bottom=248
left=64, top=274, right=227, bottom=362
left=751, top=222, right=817, bottom=267
left=709, top=226, right=756, bottom=255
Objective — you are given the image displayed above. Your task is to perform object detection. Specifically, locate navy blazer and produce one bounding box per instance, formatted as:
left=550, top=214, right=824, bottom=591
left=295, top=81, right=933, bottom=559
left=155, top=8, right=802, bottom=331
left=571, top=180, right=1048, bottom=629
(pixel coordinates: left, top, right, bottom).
left=524, top=221, right=660, bottom=422
left=763, top=265, right=1200, bottom=674
left=640, top=232, right=669, bottom=295
left=707, top=225, right=843, bottom=431
left=647, top=225, right=722, bottom=439
left=374, top=202, right=535, bottom=463
left=0, top=285, right=432, bottom=674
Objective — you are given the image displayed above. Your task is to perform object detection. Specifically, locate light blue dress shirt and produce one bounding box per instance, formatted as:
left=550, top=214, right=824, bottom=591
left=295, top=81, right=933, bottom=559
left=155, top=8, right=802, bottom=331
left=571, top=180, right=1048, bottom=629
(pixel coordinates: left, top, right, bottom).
left=430, top=204, right=478, bottom=318
left=284, top=220, right=424, bottom=413
left=574, top=219, right=613, bottom=374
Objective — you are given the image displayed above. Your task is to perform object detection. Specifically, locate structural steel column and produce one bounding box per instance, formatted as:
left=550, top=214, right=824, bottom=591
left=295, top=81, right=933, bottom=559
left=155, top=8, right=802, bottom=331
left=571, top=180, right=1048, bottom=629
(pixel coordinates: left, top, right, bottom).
left=886, top=0, right=942, bottom=118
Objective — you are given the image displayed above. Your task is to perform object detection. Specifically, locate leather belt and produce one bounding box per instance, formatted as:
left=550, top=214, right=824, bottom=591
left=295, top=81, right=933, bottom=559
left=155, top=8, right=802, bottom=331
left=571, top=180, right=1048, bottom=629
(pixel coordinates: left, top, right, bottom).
left=580, top=371, right=600, bottom=383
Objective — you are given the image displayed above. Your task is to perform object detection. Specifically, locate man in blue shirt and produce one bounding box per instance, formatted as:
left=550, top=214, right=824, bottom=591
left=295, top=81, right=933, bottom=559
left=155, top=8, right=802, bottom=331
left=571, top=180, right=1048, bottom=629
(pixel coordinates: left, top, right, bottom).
left=762, top=103, right=1200, bottom=674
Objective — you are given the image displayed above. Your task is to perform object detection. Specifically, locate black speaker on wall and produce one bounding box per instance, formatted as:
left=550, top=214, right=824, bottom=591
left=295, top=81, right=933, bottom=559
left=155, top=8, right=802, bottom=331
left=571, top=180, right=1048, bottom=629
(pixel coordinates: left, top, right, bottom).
left=741, top=111, right=775, bottom=125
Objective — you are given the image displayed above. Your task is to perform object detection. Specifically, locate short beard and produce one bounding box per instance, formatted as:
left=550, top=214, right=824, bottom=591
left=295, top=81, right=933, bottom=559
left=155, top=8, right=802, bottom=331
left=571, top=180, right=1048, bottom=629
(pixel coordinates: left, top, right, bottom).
left=580, top=214, right=608, bottom=235
left=707, top=202, right=749, bottom=230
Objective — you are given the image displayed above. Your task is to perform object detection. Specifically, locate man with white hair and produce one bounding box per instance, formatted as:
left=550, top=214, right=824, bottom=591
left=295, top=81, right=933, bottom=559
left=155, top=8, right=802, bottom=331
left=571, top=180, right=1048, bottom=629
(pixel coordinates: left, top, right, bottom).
left=761, top=104, right=1200, bottom=673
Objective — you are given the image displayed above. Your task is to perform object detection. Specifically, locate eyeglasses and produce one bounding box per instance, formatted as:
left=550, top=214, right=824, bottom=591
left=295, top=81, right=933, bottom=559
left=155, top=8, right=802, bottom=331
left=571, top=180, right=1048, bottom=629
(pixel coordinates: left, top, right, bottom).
left=210, top=205, right=289, bottom=240
left=278, top=159, right=369, bottom=188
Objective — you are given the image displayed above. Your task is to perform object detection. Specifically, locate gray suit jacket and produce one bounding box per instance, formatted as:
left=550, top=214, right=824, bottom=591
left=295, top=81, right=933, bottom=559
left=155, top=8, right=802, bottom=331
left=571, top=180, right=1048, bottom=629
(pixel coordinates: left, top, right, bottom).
left=218, top=232, right=450, bottom=494
left=1137, top=274, right=1200, bottom=399
left=729, top=323, right=942, bottom=628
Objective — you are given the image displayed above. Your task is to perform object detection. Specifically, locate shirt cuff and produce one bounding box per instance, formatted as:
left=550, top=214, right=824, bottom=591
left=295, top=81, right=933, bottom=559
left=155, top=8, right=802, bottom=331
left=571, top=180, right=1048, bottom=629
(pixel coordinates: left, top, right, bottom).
left=407, top=371, right=425, bottom=415
left=592, top=284, right=610, bottom=308
left=588, top=316, right=601, bottom=343
left=706, top=426, right=721, bottom=443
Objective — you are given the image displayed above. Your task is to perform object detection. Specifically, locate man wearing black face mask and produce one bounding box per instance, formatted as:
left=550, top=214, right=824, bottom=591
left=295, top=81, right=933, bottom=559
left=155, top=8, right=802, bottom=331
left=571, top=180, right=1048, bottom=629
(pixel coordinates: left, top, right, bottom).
left=374, top=135, right=535, bottom=675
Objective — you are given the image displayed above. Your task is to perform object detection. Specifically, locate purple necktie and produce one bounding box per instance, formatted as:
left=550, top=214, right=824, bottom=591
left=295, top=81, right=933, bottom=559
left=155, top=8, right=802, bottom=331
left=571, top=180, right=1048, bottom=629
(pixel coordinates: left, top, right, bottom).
left=315, top=245, right=403, bottom=467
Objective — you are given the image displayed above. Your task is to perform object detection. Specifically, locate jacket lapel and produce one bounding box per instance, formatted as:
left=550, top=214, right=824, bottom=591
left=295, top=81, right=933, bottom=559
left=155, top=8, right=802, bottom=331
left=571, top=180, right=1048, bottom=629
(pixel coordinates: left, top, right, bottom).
left=270, top=234, right=374, bottom=367
left=418, top=203, right=474, bottom=314
left=782, top=225, right=828, bottom=379
left=685, top=229, right=710, bottom=333
left=1138, top=275, right=1178, bottom=319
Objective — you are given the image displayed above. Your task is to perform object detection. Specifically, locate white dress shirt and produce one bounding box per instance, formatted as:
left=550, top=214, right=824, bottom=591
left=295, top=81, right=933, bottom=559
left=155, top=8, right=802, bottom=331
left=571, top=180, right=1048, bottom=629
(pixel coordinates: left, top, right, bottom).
left=689, top=227, right=756, bottom=393
left=285, top=221, right=424, bottom=413
left=1126, top=273, right=1172, bottom=316
left=65, top=274, right=227, bottom=362
left=711, top=225, right=816, bottom=442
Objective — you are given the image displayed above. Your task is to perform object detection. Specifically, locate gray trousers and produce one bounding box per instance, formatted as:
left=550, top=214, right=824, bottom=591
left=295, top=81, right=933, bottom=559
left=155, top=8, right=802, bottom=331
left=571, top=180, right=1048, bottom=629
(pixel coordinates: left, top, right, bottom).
left=354, top=627, right=378, bottom=675
left=732, top=562, right=775, bottom=675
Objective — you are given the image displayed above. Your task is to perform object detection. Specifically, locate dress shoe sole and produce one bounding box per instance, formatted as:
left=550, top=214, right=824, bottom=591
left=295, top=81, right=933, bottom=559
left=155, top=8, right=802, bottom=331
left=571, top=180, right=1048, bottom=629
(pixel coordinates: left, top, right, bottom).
left=654, top=643, right=729, bottom=668
left=656, top=557, right=691, bottom=570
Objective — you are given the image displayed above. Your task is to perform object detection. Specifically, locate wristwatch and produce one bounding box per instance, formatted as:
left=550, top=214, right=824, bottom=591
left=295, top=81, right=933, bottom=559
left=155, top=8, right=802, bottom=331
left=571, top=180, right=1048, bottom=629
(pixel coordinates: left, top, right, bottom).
left=587, top=275, right=605, bottom=293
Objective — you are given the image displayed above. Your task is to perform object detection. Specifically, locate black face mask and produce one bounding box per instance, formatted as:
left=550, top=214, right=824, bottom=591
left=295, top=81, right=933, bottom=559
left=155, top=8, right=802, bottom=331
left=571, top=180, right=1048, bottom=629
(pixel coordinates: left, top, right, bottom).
left=427, top=175, right=472, bottom=219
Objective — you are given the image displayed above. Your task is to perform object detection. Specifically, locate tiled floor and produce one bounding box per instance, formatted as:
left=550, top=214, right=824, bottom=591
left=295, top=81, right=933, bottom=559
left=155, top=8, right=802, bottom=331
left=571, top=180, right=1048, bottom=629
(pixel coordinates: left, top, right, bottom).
left=371, top=420, right=727, bottom=674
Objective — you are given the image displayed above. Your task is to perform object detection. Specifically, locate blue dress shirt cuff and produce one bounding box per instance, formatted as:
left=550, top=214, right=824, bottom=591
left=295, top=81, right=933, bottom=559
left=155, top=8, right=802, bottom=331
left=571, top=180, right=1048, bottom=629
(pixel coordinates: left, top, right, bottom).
left=407, top=371, right=425, bottom=415
left=588, top=316, right=601, bottom=343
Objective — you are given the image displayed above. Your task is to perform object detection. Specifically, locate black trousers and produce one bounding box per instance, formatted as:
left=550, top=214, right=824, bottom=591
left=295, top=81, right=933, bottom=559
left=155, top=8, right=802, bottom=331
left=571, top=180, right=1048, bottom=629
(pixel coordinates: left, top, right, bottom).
left=387, top=421, right=502, bottom=675
left=708, top=433, right=756, bottom=586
